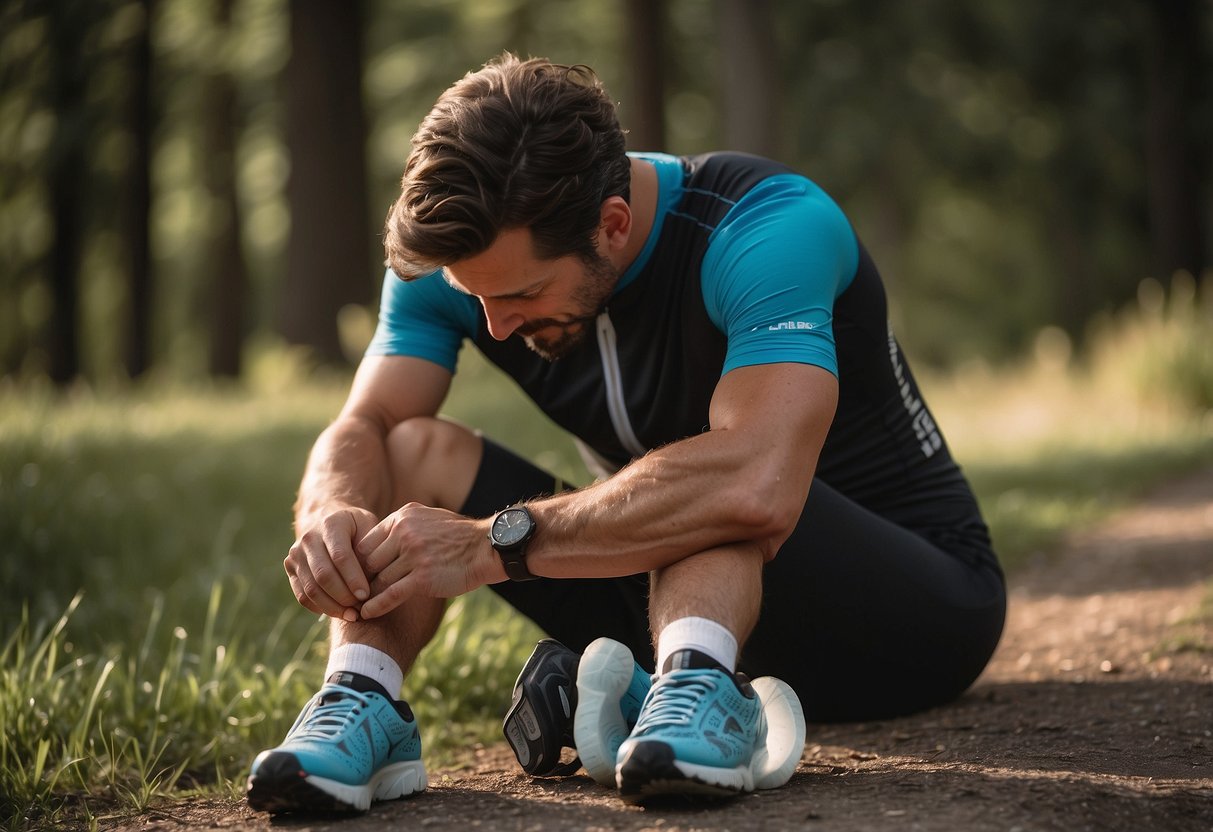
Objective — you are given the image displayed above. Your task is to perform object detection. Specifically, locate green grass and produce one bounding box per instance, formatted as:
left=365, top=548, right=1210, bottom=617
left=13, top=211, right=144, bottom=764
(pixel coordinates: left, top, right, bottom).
left=2, top=280, right=1211, bottom=829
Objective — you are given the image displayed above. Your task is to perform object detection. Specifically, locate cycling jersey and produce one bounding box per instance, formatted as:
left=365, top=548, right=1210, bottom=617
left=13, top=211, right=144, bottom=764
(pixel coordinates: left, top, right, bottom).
left=369, top=152, right=983, bottom=539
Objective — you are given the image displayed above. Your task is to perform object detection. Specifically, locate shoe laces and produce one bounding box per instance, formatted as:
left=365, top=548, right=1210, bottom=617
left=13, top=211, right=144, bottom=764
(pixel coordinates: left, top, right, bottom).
left=633, top=670, right=719, bottom=732
left=292, top=685, right=370, bottom=741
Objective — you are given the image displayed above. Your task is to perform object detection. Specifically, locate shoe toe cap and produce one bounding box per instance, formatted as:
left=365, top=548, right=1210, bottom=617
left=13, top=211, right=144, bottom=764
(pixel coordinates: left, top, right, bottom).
left=250, top=750, right=305, bottom=780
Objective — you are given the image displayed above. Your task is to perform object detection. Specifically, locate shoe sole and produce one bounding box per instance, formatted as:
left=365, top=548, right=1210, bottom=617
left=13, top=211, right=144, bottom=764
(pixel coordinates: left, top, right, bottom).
left=750, top=676, right=806, bottom=789
left=574, top=637, right=638, bottom=786
left=503, top=639, right=581, bottom=776
left=247, top=759, right=427, bottom=813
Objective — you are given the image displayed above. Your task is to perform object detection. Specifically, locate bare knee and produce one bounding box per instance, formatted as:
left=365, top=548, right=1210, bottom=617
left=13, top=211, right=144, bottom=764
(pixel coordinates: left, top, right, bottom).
left=384, top=417, right=482, bottom=510
left=385, top=416, right=468, bottom=465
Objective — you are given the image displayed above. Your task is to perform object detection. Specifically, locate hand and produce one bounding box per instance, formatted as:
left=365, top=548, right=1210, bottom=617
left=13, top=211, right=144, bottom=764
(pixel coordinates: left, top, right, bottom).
left=284, top=507, right=379, bottom=620
left=356, top=503, right=497, bottom=619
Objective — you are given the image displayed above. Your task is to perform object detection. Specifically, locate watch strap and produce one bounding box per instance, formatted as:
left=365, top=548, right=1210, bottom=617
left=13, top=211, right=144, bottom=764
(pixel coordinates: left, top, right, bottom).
left=499, top=552, right=537, bottom=582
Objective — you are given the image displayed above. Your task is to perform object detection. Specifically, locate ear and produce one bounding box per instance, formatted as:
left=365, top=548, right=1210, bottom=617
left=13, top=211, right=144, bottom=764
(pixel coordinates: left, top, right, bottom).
left=598, top=196, right=632, bottom=254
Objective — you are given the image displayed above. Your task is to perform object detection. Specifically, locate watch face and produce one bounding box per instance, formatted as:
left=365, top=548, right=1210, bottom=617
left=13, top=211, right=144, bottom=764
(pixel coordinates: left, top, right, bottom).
left=492, top=508, right=532, bottom=547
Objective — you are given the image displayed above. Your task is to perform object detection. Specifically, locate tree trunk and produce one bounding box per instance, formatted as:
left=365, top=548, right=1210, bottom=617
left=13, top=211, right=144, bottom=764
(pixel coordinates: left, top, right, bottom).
left=717, top=0, right=780, bottom=158
left=623, top=0, right=666, bottom=151
left=46, top=4, right=90, bottom=384
left=124, top=0, right=154, bottom=379
left=279, top=0, right=371, bottom=367
left=1143, top=0, right=1209, bottom=282
left=205, top=0, right=247, bottom=378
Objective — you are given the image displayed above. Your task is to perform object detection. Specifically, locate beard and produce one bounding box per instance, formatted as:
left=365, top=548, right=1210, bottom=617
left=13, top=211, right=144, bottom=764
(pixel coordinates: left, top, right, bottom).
left=517, top=252, right=619, bottom=361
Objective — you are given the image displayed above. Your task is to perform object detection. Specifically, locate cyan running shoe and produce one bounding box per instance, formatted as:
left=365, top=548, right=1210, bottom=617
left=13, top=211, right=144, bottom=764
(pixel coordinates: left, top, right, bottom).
left=615, top=654, right=805, bottom=803
left=247, top=672, right=426, bottom=813
left=504, top=637, right=650, bottom=783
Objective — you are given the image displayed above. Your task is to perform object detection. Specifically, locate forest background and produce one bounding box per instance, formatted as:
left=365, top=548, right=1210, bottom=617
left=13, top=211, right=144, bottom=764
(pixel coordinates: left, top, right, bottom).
left=3, top=0, right=1210, bottom=380
left=1, top=1, right=1212, bottom=829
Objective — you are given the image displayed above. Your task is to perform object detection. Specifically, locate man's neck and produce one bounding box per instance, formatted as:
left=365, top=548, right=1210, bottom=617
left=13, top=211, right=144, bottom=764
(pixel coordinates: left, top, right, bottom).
left=616, top=157, right=658, bottom=274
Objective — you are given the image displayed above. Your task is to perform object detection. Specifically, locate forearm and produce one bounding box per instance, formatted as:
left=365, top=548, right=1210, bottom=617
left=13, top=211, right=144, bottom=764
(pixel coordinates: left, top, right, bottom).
left=524, top=429, right=809, bottom=578
left=358, top=425, right=795, bottom=620
left=294, top=415, right=393, bottom=532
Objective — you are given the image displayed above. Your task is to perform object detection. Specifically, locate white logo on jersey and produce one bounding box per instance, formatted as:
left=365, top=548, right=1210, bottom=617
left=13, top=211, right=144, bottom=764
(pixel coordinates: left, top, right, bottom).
left=887, top=321, right=942, bottom=458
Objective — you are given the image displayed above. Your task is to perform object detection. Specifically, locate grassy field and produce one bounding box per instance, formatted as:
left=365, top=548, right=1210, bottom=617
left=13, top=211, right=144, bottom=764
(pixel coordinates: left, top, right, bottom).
left=2, top=278, right=1210, bottom=829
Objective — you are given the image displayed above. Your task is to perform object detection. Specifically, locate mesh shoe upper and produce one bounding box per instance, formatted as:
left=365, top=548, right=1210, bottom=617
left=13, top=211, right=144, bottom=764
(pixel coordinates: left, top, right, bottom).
left=620, top=667, right=761, bottom=770
left=251, top=681, right=421, bottom=786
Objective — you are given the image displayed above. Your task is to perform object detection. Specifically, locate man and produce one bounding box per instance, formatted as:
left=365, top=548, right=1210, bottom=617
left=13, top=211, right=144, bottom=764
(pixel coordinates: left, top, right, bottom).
left=246, top=54, right=1006, bottom=813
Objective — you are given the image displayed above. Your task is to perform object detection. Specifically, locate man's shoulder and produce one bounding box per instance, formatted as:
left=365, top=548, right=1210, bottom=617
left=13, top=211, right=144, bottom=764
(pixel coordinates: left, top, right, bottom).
left=683, top=152, right=801, bottom=185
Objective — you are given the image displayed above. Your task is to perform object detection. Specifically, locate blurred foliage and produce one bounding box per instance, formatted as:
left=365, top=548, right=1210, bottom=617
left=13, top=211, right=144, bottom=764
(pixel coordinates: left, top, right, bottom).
left=0, top=0, right=1210, bottom=379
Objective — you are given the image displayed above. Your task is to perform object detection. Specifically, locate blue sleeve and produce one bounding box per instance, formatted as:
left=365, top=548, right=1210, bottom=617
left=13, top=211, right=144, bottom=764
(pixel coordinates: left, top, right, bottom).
left=702, top=175, right=859, bottom=378
left=365, top=268, right=481, bottom=373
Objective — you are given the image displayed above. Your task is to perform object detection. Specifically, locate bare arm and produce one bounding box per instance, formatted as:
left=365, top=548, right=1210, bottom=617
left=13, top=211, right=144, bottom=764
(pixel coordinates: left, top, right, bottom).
left=531, top=362, right=837, bottom=573
left=285, top=355, right=452, bottom=618
left=358, top=361, right=837, bottom=617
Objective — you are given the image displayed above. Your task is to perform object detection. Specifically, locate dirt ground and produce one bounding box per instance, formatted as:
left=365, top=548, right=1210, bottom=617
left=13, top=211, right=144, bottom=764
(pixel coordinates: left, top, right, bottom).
left=107, top=467, right=1213, bottom=832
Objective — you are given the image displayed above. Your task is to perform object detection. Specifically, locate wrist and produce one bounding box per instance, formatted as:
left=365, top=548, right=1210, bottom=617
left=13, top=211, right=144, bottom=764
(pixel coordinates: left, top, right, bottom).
left=476, top=517, right=511, bottom=584
left=295, top=502, right=371, bottom=533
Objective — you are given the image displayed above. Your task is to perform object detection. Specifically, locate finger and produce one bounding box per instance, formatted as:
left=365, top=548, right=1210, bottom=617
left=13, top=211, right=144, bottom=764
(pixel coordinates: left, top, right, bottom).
left=322, top=513, right=371, bottom=602
left=367, top=554, right=411, bottom=596
left=284, top=551, right=352, bottom=619
left=359, top=574, right=417, bottom=619
left=297, top=525, right=365, bottom=608
left=356, top=517, right=393, bottom=570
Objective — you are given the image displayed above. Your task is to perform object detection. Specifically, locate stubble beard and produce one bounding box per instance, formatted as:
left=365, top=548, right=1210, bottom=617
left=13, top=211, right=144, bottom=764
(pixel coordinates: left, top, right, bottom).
left=519, top=253, right=619, bottom=361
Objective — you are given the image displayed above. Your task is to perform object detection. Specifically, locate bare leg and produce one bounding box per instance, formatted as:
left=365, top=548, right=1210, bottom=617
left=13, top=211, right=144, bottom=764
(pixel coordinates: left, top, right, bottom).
left=647, top=542, right=765, bottom=655
left=330, top=417, right=484, bottom=675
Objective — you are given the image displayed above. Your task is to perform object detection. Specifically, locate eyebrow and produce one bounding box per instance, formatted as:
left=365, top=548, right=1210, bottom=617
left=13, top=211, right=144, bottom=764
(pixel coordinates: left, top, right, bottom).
left=441, top=268, right=548, bottom=301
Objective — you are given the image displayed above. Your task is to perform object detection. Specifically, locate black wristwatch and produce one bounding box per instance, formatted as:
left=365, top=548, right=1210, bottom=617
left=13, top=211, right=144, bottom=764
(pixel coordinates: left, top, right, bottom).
left=488, top=505, right=538, bottom=582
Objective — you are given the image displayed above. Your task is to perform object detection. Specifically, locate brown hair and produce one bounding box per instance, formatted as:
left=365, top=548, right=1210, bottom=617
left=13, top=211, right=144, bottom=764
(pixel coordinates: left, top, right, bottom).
left=383, top=53, right=630, bottom=278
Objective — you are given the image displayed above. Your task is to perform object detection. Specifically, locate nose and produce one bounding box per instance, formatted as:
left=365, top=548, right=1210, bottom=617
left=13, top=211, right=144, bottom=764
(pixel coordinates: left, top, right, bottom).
left=481, top=299, right=525, bottom=341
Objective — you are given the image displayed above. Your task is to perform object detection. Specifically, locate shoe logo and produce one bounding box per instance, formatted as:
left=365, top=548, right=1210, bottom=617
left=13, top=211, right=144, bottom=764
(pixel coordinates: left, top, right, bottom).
left=505, top=721, right=532, bottom=767
left=558, top=686, right=572, bottom=719
left=723, top=716, right=745, bottom=736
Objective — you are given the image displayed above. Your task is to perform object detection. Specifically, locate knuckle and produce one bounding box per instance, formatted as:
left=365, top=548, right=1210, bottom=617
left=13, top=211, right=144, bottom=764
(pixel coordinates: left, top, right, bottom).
left=311, top=562, right=334, bottom=582
left=323, top=510, right=353, bottom=532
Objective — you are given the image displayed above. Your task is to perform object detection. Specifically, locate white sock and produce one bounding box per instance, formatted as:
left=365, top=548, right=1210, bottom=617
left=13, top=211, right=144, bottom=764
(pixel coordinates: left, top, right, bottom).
left=656, top=616, right=739, bottom=674
left=325, top=643, right=404, bottom=698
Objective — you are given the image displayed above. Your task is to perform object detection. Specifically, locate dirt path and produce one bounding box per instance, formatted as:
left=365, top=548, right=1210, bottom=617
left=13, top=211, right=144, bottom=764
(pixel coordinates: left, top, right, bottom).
left=112, top=469, right=1213, bottom=832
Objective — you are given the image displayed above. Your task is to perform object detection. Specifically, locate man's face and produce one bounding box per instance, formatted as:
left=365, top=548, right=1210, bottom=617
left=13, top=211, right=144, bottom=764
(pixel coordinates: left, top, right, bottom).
left=444, top=228, right=620, bottom=361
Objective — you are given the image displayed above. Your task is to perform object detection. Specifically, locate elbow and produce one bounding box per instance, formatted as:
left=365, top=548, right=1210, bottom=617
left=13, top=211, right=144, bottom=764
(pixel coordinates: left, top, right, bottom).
left=722, top=484, right=804, bottom=558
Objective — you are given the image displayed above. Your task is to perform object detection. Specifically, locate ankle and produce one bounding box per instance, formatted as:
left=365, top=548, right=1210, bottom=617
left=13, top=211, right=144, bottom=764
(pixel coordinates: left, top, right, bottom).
left=656, top=617, right=739, bottom=674
left=325, top=643, right=404, bottom=697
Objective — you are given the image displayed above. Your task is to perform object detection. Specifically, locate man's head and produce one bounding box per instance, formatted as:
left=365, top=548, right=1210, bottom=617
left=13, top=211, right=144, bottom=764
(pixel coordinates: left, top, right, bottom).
left=383, top=54, right=631, bottom=280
